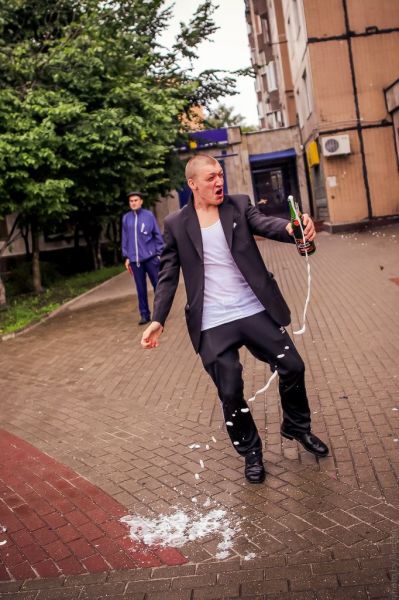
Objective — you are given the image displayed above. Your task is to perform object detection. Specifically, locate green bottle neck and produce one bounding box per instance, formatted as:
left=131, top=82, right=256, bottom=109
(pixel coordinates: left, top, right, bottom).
left=288, top=200, right=302, bottom=222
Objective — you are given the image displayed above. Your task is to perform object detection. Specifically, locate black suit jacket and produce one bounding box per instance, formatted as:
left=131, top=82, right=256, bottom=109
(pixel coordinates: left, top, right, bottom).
left=152, top=194, right=295, bottom=353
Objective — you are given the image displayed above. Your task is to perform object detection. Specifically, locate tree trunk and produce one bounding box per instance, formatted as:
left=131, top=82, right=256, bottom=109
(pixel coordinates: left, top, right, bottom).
left=111, top=219, right=119, bottom=265
left=94, top=221, right=104, bottom=270
left=20, top=222, right=31, bottom=257
left=0, top=274, right=6, bottom=307
left=83, top=222, right=103, bottom=270
left=89, top=239, right=97, bottom=270
left=74, top=223, right=80, bottom=250
left=95, top=239, right=104, bottom=270
left=105, top=219, right=118, bottom=265
left=31, top=222, right=43, bottom=293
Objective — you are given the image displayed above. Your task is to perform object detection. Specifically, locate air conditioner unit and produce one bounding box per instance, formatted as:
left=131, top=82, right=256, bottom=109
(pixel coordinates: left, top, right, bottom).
left=321, top=135, right=351, bottom=157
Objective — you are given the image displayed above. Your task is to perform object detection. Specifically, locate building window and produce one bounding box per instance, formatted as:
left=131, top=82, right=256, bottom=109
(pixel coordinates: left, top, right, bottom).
left=255, top=14, right=262, bottom=35
left=261, top=16, right=270, bottom=44
left=276, top=110, right=284, bottom=127
left=292, top=0, right=301, bottom=39
left=267, top=113, right=277, bottom=129
left=266, top=61, right=278, bottom=92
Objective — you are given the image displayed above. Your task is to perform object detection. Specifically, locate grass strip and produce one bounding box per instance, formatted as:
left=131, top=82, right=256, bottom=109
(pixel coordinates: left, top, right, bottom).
left=0, top=265, right=123, bottom=336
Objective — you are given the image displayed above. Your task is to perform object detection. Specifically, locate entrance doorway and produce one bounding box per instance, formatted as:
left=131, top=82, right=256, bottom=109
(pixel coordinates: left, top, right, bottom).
left=250, top=151, right=300, bottom=219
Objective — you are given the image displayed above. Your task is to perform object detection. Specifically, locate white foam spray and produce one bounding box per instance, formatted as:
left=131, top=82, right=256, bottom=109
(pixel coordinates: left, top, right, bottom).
left=288, top=195, right=311, bottom=336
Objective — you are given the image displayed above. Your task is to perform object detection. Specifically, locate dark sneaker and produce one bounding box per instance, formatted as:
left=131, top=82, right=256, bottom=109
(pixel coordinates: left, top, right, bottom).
left=138, top=317, right=151, bottom=325
left=281, top=428, right=329, bottom=457
left=245, top=452, right=266, bottom=484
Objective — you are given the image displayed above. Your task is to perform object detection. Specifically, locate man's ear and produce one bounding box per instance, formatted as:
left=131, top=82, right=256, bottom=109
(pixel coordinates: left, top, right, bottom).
left=187, top=178, right=196, bottom=192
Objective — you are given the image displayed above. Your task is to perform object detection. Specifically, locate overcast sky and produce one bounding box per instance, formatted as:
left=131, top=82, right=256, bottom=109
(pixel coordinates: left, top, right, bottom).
left=161, top=0, right=259, bottom=126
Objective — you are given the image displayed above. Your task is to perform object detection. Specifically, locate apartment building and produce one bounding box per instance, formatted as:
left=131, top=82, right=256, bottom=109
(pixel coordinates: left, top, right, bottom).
left=246, top=0, right=399, bottom=229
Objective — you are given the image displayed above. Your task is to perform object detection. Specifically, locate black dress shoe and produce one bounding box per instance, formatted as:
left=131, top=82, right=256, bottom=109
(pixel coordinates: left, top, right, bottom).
left=281, top=428, right=329, bottom=457
left=245, top=452, right=266, bottom=484
left=138, top=317, right=151, bottom=325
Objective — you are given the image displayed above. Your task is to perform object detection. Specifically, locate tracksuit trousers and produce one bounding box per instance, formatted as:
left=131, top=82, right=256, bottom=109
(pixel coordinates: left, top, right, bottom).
left=130, top=256, right=160, bottom=321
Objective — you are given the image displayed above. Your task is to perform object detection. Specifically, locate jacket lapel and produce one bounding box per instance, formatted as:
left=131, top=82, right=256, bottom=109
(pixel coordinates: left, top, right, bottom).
left=183, top=195, right=236, bottom=257
left=183, top=198, right=203, bottom=260
left=219, top=196, right=235, bottom=249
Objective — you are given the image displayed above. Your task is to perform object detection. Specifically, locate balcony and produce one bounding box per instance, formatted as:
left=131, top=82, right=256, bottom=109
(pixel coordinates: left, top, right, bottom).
left=270, top=90, right=281, bottom=111
left=264, top=43, right=273, bottom=63
left=253, top=0, right=268, bottom=17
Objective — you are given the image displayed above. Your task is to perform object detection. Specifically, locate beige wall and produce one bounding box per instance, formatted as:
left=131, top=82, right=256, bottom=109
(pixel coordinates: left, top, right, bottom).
left=353, top=33, right=399, bottom=122
left=363, top=127, right=399, bottom=217
left=309, top=41, right=357, bottom=129
left=304, top=0, right=399, bottom=39
left=320, top=125, right=399, bottom=224
left=303, top=0, right=345, bottom=38
left=392, top=111, right=399, bottom=165
left=322, top=132, right=369, bottom=224
left=347, top=0, right=399, bottom=31
left=258, top=0, right=399, bottom=227
left=154, top=192, right=180, bottom=232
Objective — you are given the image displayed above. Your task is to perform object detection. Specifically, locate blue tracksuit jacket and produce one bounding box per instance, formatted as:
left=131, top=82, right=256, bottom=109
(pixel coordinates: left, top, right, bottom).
left=121, top=208, right=164, bottom=265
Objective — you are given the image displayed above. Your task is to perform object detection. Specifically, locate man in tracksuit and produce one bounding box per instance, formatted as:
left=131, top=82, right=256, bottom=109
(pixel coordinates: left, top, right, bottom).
left=122, top=191, right=164, bottom=325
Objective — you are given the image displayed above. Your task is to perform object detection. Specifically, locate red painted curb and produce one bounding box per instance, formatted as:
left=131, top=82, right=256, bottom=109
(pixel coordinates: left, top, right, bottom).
left=0, top=430, right=187, bottom=580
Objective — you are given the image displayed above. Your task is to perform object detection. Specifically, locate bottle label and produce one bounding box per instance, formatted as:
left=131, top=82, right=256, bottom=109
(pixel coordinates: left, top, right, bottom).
left=295, top=239, right=315, bottom=255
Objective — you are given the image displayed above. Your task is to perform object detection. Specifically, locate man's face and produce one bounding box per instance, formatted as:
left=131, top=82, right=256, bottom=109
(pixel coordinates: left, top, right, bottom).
left=129, top=195, right=143, bottom=211
left=188, top=163, right=224, bottom=207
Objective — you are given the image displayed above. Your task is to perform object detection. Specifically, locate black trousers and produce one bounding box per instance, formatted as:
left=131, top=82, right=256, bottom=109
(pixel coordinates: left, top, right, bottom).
left=198, top=310, right=311, bottom=457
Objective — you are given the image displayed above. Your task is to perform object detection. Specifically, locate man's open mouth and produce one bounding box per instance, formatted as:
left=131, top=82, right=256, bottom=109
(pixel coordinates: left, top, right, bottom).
left=215, top=188, right=224, bottom=197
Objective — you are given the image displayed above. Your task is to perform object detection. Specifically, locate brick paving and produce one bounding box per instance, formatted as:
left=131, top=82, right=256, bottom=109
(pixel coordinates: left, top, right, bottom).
left=0, top=430, right=186, bottom=581
left=0, top=224, right=398, bottom=599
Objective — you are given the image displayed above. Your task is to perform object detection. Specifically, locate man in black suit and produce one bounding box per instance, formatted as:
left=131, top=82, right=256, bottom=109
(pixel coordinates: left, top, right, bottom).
left=141, top=154, right=328, bottom=483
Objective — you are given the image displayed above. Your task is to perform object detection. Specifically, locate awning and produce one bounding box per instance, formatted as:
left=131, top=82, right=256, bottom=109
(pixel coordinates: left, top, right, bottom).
left=249, top=148, right=296, bottom=163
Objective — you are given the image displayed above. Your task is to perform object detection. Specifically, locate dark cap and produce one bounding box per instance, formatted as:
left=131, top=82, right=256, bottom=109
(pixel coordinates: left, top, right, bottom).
left=126, top=190, right=143, bottom=199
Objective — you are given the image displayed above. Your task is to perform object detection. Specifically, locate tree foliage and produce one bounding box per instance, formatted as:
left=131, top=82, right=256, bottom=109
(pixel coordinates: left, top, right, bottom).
left=204, top=102, right=257, bottom=132
left=205, top=103, right=246, bottom=128
left=0, top=0, right=237, bottom=285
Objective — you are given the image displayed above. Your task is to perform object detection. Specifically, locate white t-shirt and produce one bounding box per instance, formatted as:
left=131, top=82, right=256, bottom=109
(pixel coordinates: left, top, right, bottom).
left=200, top=219, right=265, bottom=331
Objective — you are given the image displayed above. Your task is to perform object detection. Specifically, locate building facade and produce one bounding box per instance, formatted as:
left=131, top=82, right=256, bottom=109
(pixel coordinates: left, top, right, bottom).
left=246, top=0, right=399, bottom=229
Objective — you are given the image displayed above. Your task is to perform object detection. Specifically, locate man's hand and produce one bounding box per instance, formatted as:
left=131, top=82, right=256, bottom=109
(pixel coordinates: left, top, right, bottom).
left=286, top=214, right=316, bottom=241
left=124, top=258, right=130, bottom=271
left=141, top=321, right=163, bottom=349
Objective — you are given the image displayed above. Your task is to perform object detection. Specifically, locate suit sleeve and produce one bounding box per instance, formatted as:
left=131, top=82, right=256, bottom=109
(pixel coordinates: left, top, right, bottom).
left=152, top=219, right=181, bottom=326
left=245, top=197, right=295, bottom=244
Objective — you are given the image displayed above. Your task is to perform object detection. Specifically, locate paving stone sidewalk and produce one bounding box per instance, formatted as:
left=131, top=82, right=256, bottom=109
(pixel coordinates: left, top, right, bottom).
left=0, top=225, right=398, bottom=599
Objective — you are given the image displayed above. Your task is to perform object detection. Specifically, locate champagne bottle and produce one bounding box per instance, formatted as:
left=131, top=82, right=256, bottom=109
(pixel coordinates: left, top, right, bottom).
left=288, top=195, right=316, bottom=257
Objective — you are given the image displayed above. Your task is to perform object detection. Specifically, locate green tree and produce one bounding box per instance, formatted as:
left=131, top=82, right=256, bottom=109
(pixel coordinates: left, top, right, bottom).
left=0, top=0, right=237, bottom=288
left=205, top=103, right=246, bottom=128
left=0, top=215, right=22, bottom=306
left=204, top=102, right=257, bottom=132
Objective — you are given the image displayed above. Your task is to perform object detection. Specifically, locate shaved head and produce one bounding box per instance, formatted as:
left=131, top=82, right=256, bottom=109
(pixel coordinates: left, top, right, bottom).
left=185, top=154, right=220, bottom=182
left=184, top=153, right=225, bottom=207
